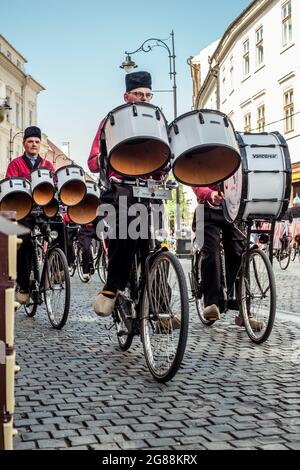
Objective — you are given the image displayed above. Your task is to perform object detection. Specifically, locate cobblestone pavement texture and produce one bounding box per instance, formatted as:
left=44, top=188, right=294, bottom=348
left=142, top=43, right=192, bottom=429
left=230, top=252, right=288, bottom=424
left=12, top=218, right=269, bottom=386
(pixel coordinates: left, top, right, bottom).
left=13, top=258, right=300, bottom=450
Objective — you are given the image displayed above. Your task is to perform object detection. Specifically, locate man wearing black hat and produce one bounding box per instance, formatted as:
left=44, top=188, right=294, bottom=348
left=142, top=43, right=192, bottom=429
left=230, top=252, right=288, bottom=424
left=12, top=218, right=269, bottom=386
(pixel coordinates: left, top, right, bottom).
left=6, top=126, right=55, bottom=304
left=88, top=71, right=169, bottom=317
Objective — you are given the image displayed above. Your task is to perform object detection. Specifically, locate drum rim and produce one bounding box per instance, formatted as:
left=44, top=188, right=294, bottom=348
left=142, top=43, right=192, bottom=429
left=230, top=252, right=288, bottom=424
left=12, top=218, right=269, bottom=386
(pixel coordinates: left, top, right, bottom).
left=108, top=136, right=171, bottom=178
left=32, top=182, right=55, bottom=206
left=30, top=168, right=53, bottom=176
left=172, top=143, right=241, bottom=187
left=67, top=196, right=99, bottom=224
left=104, top=102, right=168, bottom=127
left=0, top=176, right=31, bottom=185
left=169, top=108, right=234, bottom=127
left=0, top=191, right=33, bottom=220
left=223, top=131, right=292, bottom=222
left=56, top=164, right=84, bottom=174
left=58, top=180, right=87, bottom=206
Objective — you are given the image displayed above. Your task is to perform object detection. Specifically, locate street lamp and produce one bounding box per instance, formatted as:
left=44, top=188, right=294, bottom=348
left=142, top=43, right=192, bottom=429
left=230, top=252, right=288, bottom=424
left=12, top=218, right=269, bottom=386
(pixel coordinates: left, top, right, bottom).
left=120, top=31, right=181, bottom=233
left=9, top=129, right=23, bottom=162
left=120, top=31, right=177, bottom=119
left=0, top=98, right=11, bottom=124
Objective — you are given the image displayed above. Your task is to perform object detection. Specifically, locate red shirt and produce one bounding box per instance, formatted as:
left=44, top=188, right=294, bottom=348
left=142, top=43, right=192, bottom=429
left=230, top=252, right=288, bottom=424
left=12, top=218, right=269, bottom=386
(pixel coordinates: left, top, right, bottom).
left=6, top=155, right=55, bottom=179
left=193, top=185, right=220, bottom=207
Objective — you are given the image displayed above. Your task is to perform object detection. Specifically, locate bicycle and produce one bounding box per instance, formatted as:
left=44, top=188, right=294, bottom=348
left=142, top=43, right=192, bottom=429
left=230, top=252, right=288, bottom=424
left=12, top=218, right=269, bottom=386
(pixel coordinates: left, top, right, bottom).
left=92, top=235, right=108, bottom=284
left=189, top=221, right=276, bottom=344
left=291, top=235, right=300, bottom=262
left=24, top=210, right=71, bottom=329
left=274, top=234, right=292, bottom=270
left=110, top=179, right=189, bottom=382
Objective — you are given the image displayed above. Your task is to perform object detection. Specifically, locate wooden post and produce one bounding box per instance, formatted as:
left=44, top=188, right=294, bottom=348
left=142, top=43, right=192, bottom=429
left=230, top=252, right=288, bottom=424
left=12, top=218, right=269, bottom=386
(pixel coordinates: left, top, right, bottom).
left=0, top=212, right=28, bottom=450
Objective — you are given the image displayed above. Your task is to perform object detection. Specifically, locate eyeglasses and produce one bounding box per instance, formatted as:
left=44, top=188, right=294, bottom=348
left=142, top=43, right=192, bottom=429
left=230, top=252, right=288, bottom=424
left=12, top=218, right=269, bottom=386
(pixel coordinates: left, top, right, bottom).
left=128, top=91, right=153, bottom=100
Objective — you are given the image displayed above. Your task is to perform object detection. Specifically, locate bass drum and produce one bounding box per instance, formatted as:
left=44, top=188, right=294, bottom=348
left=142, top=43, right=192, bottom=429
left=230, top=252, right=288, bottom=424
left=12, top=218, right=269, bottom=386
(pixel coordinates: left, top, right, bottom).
left=222, top=132, right=292, bottom=222
left=67, top=181, right=100, bottom=224
left=104, top=102, right=170, bottom=177
left=169, top=109, right=241, bottom=186
left=0, top=177, right=32, bottom=221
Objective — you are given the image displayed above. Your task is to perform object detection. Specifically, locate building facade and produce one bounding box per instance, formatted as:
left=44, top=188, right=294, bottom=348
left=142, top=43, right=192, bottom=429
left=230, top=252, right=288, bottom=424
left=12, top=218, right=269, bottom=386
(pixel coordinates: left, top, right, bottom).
left=189, top=0, right=300, bottom=203
left=0, top=35, right=46, bottom=179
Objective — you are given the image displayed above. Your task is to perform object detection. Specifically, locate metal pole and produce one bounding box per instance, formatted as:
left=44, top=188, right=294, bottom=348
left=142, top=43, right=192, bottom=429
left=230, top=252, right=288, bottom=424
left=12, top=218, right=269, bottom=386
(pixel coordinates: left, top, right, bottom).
left=9, top=128, right=12, bottom=163
left=171, top=31, right=181, bottom=235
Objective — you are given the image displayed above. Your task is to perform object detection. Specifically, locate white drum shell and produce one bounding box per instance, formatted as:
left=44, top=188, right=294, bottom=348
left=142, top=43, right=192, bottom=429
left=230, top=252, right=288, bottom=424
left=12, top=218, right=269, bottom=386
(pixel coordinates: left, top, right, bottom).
left=223, top=132, right=291, bottom=221
left=104, top=103, right=170, bottom=176
left=169, top=109, right=241, bottom=186
left=0, top=177, right=32, bottom=220
left=105, top=103, right=169, bottom=152
left=31, top=168, right=54, bottom=206
left=56, top=165, right=86, bottom=206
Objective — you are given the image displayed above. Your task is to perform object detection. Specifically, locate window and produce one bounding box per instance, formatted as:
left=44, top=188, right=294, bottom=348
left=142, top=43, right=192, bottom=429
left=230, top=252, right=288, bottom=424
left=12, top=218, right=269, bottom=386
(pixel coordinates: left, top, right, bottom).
left=244, top=112, right=251, bottom=132
left=16, top=102, right=20, bottom=128
left=284, top=89, right=294, bottom=133
left=6, top=96, right=11, bottom=123
left=6, top=51, right=12, bottom=60
left=282, top=1, right=292, bottom=46
left=243, top=39, right=250, bottom=76
left=256, top=27, right=264, bottom=66
left=257, top=105, right=265, bottom=132
left=229, top=56, right=234, bottom=89
left=222, top=66, right=226, bottom=94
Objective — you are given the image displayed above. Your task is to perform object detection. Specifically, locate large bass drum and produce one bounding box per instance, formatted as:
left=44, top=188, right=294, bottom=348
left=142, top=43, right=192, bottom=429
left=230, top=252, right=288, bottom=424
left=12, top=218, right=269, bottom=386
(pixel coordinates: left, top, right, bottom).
left=222, top=132, right=292, bottom=222
left=169, top=109, right=241, bottom=186
left=0, top=177, right=32, bottom=220
left=104, top=102, right=170, bottom=177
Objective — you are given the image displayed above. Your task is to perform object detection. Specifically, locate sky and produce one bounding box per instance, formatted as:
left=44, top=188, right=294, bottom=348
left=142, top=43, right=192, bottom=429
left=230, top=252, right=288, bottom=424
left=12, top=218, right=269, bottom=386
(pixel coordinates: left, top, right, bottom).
left=1, top=0, right=250, bottom=175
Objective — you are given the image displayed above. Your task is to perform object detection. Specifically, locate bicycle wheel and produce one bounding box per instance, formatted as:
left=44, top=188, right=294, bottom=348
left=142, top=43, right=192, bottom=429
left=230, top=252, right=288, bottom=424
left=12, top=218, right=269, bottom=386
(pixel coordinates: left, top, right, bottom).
left=77, top=248, right=90, bottom=283
left=291, top=245, right=297, bottom=262
left=191, top=251, right=215, bottom=326
left=141, top=251, right=189, bottom=382
left=113, top=294, right=134, bottom=351
left=44, top=247, right=71, bottom=329
left=279, top=249, right=291, bottom=270
left=97, top=251, right=108, bottom=284
left=24, top=255, right=40, bottom=318
left=239, top=248, right=276, bottom=344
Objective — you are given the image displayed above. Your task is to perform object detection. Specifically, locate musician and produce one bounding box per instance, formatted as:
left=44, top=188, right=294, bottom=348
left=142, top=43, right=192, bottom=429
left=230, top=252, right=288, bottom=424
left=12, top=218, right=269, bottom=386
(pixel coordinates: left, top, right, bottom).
left=88, top=71, right=168, bottom=317
left=192, top=184, right=263, bottom=330
left=6, top=126, right=55, bottom=304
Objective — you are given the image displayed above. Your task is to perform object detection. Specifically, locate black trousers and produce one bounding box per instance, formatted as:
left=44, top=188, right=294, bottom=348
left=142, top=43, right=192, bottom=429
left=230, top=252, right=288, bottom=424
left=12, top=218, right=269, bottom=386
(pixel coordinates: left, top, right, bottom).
left=201, top=208, right=244, bottom=308
left=99, top=184, right=161, bottom=293
left=78, top=226, right=94, bottom=274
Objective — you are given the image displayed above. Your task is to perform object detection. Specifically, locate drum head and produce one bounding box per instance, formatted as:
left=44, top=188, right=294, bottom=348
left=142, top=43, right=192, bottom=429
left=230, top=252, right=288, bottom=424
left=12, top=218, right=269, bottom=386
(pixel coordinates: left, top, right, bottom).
left=43, top=199, right=59, bottom=218
left=0, top=193, right=32, bottom=221
left=67, top=195, right=99, bottom=224
left=222, top=164, right=243, bottom=222
left=60, top=180, right=86, bottom=206
left=172, top=145, right=240, bottom=186
left=32, top=183, right=54, bottom=206
left=109, top=139, right=170, bottom=177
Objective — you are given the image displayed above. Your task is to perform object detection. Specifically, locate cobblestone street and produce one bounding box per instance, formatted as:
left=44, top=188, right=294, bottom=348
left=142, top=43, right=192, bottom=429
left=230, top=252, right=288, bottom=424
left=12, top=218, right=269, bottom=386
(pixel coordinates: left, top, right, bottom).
left=13, top=258, right=300, bottom=451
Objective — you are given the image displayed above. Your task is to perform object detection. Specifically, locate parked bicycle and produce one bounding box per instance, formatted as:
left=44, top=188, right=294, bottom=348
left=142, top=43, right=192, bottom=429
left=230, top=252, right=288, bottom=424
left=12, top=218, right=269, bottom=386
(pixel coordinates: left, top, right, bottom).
left=189, top=222, right=276, bottom=344
left=111, top=179, right=189, bottom=382
left=24, top=210, right=71, bottom=329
